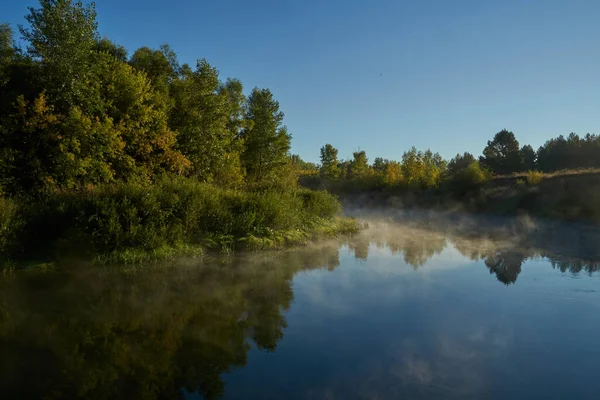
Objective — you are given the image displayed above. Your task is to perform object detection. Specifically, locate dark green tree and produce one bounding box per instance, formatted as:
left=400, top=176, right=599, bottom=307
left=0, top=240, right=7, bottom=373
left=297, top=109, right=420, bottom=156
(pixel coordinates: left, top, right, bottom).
left=240, top=88, right=291, bottom=182
left=520, top=144, right=536, bottom=171
left=372, top=157, right=389, bottom=174
left=169, top=59, right=240, bottom=183
left=480, top=129, right=522, bottom=175
left=19, top=0, right=99, bottom=111
left=95, top=37, right=127, bottom=62
left=447, top=152, right=476, bottom=175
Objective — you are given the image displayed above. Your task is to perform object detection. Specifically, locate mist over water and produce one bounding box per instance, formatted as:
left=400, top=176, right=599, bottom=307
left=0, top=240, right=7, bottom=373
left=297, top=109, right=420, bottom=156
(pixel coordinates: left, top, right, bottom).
left=1, top=214, right=600, bottom=399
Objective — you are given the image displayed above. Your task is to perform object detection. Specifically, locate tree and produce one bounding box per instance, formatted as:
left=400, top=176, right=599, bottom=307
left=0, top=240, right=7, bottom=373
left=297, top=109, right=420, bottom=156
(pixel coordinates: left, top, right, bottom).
left=520, top=144, right=536, bottom=171
left=290, top=155, right=317, bottom=172
left=319, top=144, right=340, bottom=180
left=447, top=152, right=476, bottom=175
left=383, top=161, right=402, bottom=186
left=240, top=88, right=291, bottom=183
left=349, top=151, right=370, bottom=180
left=95, top=37, right=127, bottom=62
left=0, top=24, right=15, bottom=85
left=19, top=0, right=99, bottom=110
left=372, top=157, right=389, bottom=174
left=219, top=78, right=247, bottom=139
left=169, top=59, right=243, bottom=185
left=129, top=46, right=176, bottom=99
left=480, top=129, right=522, bottom=175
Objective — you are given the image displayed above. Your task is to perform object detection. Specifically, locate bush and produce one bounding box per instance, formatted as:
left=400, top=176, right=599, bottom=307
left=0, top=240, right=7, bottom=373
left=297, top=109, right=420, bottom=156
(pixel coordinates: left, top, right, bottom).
left=526, top=170, right=544, bottom=185
left=0, top=177, right=352, bottom=265
left=298, top=189, right=341, bottom=220
left=448, top=162, right=492, bottom=194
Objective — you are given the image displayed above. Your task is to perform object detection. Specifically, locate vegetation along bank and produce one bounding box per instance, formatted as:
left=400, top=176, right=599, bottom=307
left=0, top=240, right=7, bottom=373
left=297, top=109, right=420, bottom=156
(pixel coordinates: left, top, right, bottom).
left=0, top=1, right=358, bottom=268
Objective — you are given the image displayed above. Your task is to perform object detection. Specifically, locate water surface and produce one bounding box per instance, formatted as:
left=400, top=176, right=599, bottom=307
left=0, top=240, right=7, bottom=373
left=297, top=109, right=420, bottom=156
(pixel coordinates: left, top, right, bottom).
left=1, top=218, right=599, bottom=399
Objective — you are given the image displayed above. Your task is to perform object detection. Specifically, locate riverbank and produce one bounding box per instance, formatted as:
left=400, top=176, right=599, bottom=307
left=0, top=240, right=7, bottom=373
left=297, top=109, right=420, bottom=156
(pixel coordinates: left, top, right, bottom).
left=0, top=178, right=360, bottom=269
left=334, top=170, right=600, bottom=226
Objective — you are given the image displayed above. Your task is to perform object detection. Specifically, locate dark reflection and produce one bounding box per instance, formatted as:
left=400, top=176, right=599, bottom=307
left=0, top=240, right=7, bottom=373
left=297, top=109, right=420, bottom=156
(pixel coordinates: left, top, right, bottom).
left=483, top=250, right=526, bottom=285
left=0, top=244, right=341, bottom=400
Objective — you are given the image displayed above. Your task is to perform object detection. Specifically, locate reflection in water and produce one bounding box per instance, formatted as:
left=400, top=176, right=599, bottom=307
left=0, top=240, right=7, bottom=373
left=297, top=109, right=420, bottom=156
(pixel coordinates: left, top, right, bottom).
left=1, top=216, right=600, bottom=399
left=0, top=245, right=340, bottom=400
left=482, top=250, right=525, bottom=285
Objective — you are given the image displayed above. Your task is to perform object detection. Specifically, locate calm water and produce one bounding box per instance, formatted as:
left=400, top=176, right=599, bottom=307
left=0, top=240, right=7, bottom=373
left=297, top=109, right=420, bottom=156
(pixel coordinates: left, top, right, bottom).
left=1, top=218, right=600, bottom=399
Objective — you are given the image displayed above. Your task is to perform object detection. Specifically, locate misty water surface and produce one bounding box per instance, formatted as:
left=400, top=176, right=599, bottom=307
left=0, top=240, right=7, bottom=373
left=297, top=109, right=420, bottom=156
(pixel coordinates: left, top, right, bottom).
left=1, top=217, right=600, bottom=399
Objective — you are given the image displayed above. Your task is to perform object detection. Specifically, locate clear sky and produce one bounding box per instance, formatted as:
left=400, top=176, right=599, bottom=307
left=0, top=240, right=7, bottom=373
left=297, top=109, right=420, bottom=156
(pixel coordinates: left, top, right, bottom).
left=3, top=0, right=600, bottom=163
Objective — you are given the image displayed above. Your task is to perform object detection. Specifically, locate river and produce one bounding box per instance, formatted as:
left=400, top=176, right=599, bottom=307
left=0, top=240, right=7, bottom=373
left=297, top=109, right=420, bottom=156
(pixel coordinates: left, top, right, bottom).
left=1, top=215, right=599, bottom=399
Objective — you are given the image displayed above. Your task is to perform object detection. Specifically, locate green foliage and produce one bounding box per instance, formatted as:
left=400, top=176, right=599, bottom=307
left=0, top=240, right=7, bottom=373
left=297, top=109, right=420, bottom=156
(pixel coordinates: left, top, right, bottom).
left=537, top=133, right=600, bottom=172
left=240, top=88, right=291, bottom=183
left=95, top=37, right=127, bottom=62
left=447, top=152, right=476, bottom=175
left=319, top=144, right=340, bottom=180
left=19, top=0, right=99, bottom=110
left=349, top=151, right=371, bottom=180
left=0, top=23, right=15, bottom=87
left=0, top=179, right=350, bottom=265
left=448, top=161, right=492, bottom=193
left=480, top=129, right=523, bottom=175
left=520, top=144, right=536, bottom=171
left=401, top=147, right=445, bottom=189
left=170, top=59, right=238, bottom=182
left=129, top=45, right=176, bottom=98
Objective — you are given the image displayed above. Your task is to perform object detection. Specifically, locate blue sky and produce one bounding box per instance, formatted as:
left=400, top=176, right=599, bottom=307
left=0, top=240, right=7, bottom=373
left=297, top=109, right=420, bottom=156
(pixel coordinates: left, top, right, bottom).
left=4, top=0, right=600, bottom=163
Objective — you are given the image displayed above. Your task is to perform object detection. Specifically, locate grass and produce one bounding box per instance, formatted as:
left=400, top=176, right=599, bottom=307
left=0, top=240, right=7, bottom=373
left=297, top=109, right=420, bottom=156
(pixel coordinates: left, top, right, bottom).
left=0, top=177, right=360, bottom=269
left=495, top=167, right=600, bottom=180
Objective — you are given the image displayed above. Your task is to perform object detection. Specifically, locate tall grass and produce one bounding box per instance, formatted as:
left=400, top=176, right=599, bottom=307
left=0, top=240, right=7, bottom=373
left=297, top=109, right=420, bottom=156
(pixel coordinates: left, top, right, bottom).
left=0, top=177, right=356, bottom=266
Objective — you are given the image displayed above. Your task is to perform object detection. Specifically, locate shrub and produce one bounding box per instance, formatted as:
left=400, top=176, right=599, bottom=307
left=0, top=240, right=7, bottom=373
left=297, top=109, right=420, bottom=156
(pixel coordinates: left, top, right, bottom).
left=0, top=177, right=352, bottom=264
left=448, top=162, right=492, bottom=194
left=526, top=170, right=544, bottom=185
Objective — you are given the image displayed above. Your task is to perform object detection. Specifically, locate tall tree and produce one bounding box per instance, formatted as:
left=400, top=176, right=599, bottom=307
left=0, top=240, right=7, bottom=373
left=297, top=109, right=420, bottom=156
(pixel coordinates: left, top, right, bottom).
left=95, top=37, right=127, bottom=62
left=19, top=0, right=99, bottom=110
left=219, top=78, right=247, bottom=139
left=349, top=151, right=370, bottom=180
left=319, top=144, right=340, bottom=180
left=372, top=157, right=389, bottom=174
left=240, top=88, right=291, bottom=182
left=447, top=152, right=475, bottom=175
left=169, top=59, right=238, bottom=183
left=480, top=129, right=522, bottom=175
left=129, top=46, right=176, bottom=100
left=520, top=144, right=536, bottom=171
left=0, top=23, right=15, bottom=84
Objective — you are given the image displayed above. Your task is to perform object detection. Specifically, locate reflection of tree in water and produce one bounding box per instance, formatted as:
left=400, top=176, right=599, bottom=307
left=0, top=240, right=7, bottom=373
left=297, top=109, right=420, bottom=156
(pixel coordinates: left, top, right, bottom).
left=482, top=250, right=526, bottom=285
left=0, top=244, right=340, bottom=399
left=348, top=238, right=370, bottom=261
left=348, top=227, right=446, bottom=269
left=547, top=257, right=600, bottom=275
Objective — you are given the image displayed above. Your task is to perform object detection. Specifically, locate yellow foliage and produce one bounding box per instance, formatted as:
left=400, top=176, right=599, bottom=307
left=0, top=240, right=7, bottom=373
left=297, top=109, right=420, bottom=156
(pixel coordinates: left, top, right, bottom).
left=526, top=170, right=543, bottom=185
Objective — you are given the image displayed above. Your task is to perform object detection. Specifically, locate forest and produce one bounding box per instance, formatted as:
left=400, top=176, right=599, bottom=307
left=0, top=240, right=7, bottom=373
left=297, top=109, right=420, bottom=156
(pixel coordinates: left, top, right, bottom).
left=305, top=129, right=600, bottom=194
left=1, top=0, right=599, bottom=267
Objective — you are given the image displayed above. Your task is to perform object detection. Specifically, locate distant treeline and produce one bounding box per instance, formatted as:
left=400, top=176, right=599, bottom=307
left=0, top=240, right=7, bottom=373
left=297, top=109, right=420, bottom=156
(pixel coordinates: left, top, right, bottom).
left=298, top=129, right=600, bottom=193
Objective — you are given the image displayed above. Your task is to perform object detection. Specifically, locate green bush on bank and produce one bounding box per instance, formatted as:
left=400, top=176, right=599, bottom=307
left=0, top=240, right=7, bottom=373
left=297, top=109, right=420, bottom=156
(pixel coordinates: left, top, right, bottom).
left=0, top=178, right=355, bottom=266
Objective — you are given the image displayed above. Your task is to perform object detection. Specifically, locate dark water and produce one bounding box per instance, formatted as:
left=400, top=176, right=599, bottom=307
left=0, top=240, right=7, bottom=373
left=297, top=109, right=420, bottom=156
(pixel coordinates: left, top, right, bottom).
left=1, top=219, right=600, bottom=399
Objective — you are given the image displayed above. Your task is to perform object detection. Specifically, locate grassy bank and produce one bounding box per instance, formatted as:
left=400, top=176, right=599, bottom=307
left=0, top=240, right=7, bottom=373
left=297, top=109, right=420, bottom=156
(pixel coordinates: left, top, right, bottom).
left=329, top=169, right=600, bottom=225
left=0, top=178, right=359, bottom=269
